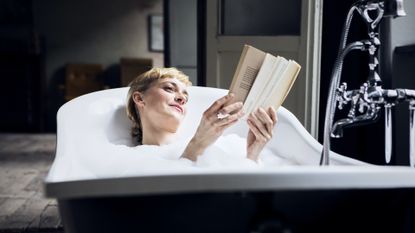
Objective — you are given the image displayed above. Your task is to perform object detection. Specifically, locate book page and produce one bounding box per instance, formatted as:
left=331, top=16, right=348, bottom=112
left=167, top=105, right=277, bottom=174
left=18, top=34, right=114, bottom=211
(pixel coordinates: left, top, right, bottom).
left=263, top=60, right=301, bottom=109
left=253, top=57, right=288, bottom=111
left=228, top=45, right=266, bottom=104
left=243, top=53, right=278, bottom=115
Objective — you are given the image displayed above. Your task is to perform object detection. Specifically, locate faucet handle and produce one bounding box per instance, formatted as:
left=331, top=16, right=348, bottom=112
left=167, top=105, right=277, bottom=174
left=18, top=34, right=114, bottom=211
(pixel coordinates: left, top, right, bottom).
left=359, top=98, right=369, bottom=113
left=358, top=83, right=370, bottom=113
left=336, top=82, right=349, bottom=110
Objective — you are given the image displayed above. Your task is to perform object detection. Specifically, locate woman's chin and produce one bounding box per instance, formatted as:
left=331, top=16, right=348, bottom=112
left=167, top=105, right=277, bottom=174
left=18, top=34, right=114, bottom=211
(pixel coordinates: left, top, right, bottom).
left=169, top=110, right=185, bottom=121
left=164, top=116, right=182, bottom=131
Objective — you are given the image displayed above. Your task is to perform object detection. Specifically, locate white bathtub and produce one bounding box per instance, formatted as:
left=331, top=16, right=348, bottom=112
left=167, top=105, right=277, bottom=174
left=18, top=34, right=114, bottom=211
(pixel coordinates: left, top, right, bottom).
left=44, top=86, right=415, bottom=233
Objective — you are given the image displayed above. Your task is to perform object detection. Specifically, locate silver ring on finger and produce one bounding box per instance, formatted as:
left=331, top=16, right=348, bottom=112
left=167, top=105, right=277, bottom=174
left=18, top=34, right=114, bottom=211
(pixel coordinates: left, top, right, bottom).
left=216, top=112, right=230, bottom=119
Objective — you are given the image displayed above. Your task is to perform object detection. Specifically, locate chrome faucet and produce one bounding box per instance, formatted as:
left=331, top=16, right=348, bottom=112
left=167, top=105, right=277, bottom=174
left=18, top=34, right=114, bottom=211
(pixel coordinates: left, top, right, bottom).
left=321, top=0, right=415, bottom=167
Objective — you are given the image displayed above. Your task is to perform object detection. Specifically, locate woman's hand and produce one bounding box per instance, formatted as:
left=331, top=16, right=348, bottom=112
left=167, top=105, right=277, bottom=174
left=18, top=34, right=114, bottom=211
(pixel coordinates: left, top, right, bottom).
left=246, top=107, right=278, bottom=162
left=181, top=93, right=244, bottom=161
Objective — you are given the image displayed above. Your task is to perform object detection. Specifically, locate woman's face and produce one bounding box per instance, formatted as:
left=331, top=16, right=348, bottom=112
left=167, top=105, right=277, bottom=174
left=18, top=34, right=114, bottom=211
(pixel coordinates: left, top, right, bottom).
left=135, top=77, right=189, bottom=132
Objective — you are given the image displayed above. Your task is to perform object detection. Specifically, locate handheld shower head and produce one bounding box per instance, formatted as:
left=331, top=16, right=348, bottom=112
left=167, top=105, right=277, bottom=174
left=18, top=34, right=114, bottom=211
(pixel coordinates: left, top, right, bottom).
left=384, top=0, right=406, bottom=17
left=359, top=0, right=406, bottom=17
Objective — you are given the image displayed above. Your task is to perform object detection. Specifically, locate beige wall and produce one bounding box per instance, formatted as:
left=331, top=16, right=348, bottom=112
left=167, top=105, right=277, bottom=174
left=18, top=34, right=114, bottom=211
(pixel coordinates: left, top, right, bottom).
left=32, top=0, right=164, bottom=130
left=33, top=0, right=164, bottom=87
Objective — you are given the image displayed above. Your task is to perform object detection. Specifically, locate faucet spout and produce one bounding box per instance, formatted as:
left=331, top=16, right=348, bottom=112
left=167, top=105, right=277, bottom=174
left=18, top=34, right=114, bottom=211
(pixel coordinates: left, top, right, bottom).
left=331, top=106, right=381, bottom=138
left=331, top=118, right=353, bottom=138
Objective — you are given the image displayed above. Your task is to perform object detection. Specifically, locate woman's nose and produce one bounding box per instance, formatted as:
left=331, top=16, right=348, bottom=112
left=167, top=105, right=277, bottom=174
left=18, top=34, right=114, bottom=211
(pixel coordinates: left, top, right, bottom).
left=175, top=94, right=185, bottom=105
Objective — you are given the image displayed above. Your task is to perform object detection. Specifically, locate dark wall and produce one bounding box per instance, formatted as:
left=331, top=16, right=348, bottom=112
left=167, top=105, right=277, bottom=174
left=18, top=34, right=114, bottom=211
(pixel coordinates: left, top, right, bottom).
left=319, top=0, right=415, bottom=165
left=0, top=0, right=46, bottom=132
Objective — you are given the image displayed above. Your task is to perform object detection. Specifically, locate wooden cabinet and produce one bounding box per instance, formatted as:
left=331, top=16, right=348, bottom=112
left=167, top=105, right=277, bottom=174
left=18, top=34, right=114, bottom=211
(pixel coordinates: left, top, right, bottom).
left=120, top=57, right=152, bottom=87
left=64, top=64, right=105, bottom=101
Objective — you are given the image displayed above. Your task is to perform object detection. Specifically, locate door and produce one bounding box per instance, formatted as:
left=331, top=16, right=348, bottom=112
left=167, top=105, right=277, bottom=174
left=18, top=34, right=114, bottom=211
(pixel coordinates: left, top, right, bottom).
left=205, top=0, right=322, bottom=137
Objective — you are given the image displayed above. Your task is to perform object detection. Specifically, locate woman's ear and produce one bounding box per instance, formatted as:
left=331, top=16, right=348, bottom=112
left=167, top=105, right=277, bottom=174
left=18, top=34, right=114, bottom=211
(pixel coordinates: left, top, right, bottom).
left=132, top=91, right=145, bottom=108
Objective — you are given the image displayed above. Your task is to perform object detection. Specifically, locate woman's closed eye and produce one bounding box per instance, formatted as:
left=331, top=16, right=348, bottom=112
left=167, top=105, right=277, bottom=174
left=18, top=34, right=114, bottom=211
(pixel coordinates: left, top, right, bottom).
left=163, top=85, right=174, bottom=92
left=166, top=86, right=186, bottom=97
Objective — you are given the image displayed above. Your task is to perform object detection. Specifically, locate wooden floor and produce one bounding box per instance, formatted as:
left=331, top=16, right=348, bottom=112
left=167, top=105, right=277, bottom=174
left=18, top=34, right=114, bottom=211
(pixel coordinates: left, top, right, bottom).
left=0, top=134, right=63, bottom=233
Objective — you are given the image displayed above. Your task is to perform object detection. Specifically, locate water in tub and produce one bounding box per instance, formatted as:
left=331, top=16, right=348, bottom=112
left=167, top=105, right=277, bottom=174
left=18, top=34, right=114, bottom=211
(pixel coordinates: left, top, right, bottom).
left=52, top=133, right=297, bottom=182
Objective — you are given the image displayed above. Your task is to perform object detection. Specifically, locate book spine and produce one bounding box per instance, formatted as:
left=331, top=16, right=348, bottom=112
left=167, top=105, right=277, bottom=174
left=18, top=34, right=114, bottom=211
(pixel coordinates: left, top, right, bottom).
left=228, top=45, right=249, bottom=93
left=229, top=45, right=266, bottom=104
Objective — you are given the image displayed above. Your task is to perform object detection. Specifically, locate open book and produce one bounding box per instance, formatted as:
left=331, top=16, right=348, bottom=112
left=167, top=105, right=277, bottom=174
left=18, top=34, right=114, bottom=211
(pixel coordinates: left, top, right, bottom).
left=228, top=44, right=301, bottom=115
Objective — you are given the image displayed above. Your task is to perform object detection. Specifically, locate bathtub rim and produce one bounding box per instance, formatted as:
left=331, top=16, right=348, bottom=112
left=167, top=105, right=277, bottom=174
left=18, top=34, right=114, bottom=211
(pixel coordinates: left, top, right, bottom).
left=44, top=165, right=415, bottom=199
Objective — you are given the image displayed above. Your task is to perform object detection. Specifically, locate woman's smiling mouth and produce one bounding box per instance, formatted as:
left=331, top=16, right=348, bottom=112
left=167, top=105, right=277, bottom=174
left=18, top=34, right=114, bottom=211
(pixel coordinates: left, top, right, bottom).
left=170, top=104, right=184, bottom=114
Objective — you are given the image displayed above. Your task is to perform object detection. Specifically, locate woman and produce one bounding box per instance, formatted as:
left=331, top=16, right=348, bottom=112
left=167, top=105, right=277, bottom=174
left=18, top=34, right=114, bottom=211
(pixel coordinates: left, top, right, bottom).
left=126, top=67, right=277, bottom=162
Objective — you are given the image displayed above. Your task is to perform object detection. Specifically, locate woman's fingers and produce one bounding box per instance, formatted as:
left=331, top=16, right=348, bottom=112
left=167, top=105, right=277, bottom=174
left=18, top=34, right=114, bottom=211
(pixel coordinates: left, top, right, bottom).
left=204, top=93, right=235, bottom=117
left=247, top=119, right=268, bottom=143
left=218, top=101, right=243, bottom=116
left=268, top=107, right=278, bottom=126
left=248, top=107, right=277, bottom=138
left=219, top=116, right=240, bottom=131
left=214, top=108, right=244, bottom=127
left=246, top=107, right=277, bottom=161
left=248, top=111, right=271, bottom=139
left=257, top=108, right=274, bottom=135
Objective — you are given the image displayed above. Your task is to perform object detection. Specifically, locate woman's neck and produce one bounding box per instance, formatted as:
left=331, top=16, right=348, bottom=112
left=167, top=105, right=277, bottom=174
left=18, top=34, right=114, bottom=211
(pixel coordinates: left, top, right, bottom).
left=141, top=123, right=177, bottom=146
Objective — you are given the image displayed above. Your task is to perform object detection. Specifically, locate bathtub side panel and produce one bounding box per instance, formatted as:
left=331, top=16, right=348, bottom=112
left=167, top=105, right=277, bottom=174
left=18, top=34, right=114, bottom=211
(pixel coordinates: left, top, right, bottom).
left=57, top=189, right=415, bottom=233
left=58, top=193, right=257, bottom=233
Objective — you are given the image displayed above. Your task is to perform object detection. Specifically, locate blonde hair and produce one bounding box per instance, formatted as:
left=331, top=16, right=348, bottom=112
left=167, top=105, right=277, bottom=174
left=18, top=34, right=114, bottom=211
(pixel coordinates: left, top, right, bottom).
left=126, top=67, right=192, bottom=144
